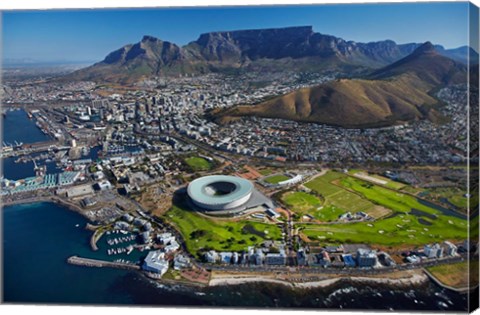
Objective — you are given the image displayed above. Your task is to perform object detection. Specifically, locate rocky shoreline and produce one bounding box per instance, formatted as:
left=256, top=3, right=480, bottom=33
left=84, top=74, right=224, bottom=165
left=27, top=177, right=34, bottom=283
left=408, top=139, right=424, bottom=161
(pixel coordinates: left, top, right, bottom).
left=208, top=270, right=429, bottom=290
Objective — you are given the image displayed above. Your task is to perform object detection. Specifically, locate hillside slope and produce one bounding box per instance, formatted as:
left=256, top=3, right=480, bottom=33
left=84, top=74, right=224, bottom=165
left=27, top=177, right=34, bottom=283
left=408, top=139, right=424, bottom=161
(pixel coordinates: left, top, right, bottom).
left=213, top=43, right=467, bottom=128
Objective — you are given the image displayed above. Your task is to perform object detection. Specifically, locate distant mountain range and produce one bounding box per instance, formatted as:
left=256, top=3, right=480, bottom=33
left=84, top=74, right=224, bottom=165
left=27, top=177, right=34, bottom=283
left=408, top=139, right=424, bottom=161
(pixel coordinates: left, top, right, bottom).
left=67, top=26, right=478, bottom=83
left=212, top=42, right=468, bottom=128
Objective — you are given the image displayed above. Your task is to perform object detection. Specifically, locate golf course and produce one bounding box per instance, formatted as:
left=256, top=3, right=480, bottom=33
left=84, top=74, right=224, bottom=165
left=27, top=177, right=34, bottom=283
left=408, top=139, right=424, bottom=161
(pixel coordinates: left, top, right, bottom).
left=296, top=171, right=468, bottom=246
left=164, top=205, right=283, bottom=257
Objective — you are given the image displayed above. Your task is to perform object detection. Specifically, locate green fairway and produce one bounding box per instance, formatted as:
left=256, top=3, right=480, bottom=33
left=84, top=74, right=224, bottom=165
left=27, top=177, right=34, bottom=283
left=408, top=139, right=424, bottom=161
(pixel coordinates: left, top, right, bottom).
left=264, top=174, right=290, bottom=184
left=184, top=156, right=212, bottom=171
left=164, top=205, right=282, bottom=257
left=300, top=175, right=468, bottom=246
left=340, top=176, right=453, bottom=216
left=302, top=171, right=375, bottom=218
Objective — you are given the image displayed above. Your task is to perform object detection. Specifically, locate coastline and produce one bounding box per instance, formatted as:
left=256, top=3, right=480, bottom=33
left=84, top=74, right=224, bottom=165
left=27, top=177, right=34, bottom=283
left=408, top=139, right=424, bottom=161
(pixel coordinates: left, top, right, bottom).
left=208, top=269, right=429, bottom=290
left=5, top=198, right=469, bottom=296
left=2, top=195, right=89, bottom=218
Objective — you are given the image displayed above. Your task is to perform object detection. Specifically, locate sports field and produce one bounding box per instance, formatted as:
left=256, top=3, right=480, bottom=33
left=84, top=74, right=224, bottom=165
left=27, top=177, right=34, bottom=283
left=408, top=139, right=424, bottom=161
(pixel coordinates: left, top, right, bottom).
left=302, top=171, right=375, bottom=219
left=184, top=156, right=212, bottom=171
left=264, top=174, right=290, bottom=184
left=305, top=171, right=344, bottom=196
left=299, top=172, right=468, bottom=246
left=164, top=205, right=282, bottom=257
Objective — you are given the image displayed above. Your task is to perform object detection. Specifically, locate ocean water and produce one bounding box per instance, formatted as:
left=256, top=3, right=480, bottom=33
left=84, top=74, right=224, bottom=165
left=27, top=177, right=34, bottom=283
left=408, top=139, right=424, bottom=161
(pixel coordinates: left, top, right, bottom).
left=2, top=109, right=50, bottom=144
left=2, top=202, right=470, bottom=311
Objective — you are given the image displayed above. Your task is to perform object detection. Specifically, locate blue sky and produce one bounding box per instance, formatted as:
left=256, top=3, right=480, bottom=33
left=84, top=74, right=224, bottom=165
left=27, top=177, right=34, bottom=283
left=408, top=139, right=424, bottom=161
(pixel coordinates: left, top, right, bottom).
left=2, top=2, right=470, bottom=63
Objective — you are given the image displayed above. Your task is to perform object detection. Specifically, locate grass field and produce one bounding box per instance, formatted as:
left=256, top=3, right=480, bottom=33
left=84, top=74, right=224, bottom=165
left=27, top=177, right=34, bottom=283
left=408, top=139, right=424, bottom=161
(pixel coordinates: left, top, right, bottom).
left=184, top=156, right=212, bottom=171
left=427, top=261, right=478, bottom=288
left=305, top=171, right=345, bottom=197
left=283, top=191, right=322, bottom=212
left=302, top=171, right=375, bottom=220
left=264, top=174, right=290, bottom=184
left=281, top=191, right=343, bottom=221
left=164, top=205, right=282, bottom=257
left=281, top=190, right=346, bottom=221
left=300, top=174, right=468, bottom=246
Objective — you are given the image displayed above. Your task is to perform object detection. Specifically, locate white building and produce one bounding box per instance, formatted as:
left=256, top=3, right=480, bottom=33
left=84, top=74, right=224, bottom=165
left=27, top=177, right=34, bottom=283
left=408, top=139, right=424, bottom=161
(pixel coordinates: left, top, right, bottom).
left=424, top=243, right=444, bottom=259
left=174, top=254, right=191, bottom=270
left=444, top=241, right=457, bottom=256
left=64, top=184, right=94, bottom=198
left=96, top=180, right=113, bottom=190
left=142, top=250, right=169, bottom=276
left=164, top=240, right=180, bottom=254
left=158, top=232, right=175, bottom=244
left=205, top=250, right=219, bottom=263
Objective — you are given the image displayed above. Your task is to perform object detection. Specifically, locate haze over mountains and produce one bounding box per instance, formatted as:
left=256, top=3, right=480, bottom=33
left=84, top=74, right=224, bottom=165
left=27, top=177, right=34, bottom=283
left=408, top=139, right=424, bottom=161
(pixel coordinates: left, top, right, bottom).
left=68, top=26, right=477, bottom=83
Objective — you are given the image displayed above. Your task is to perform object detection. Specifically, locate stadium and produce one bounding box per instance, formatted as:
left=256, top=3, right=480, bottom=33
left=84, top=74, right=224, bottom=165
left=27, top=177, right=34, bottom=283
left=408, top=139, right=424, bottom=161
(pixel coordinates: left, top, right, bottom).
left=187, top=175, right=273, bottom=216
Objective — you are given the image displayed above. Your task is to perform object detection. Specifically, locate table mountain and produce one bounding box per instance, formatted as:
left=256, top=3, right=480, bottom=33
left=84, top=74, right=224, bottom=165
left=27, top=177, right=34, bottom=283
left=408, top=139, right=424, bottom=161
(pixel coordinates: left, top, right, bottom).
left=66, top=26, right=475, bottom=83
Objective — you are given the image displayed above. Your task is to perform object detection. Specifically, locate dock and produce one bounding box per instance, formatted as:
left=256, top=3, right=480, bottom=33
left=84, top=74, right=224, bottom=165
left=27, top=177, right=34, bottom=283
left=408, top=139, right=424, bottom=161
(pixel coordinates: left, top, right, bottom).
left=67, top=256, right=140, bottom=270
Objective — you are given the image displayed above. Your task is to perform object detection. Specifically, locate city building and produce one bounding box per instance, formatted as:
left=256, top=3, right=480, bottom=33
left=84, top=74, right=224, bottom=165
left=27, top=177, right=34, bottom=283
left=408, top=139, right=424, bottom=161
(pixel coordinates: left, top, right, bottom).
left=265, top=250, right=287, bottom=265
left=356, top=248, right=378, bottom=267
left=444, top=241, right=458, bottom=256
left=64, top=184, right=94, bottom=198
left=96, top=180, right=113, bottom=190
left=219, top=252, right=233, bottom=264
left=254, top=249, right=264, bottom=265
left=142, top=250, right=169, bottom=276
left=342, top=254, right=357, bottom=267
left=424, top=243, right=444, bottom=258
left=164, top=240, right=180, bottom=253
left=205, top=250, right=219, bottom=263
left=297, top=248, right=308, bottom=266
left=173, top=254, right=191, bottom=270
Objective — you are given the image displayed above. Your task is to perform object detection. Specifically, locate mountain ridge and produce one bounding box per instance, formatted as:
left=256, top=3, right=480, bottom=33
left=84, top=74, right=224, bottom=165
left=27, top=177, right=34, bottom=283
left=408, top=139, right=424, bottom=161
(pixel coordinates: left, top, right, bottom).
left=67, top=26, right=477, bottom=83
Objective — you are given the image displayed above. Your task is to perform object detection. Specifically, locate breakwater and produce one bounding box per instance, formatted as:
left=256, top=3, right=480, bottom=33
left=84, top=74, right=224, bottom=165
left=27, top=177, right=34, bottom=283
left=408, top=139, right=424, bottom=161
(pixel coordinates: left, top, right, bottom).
left=67, top=256, right=140, bottom=270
